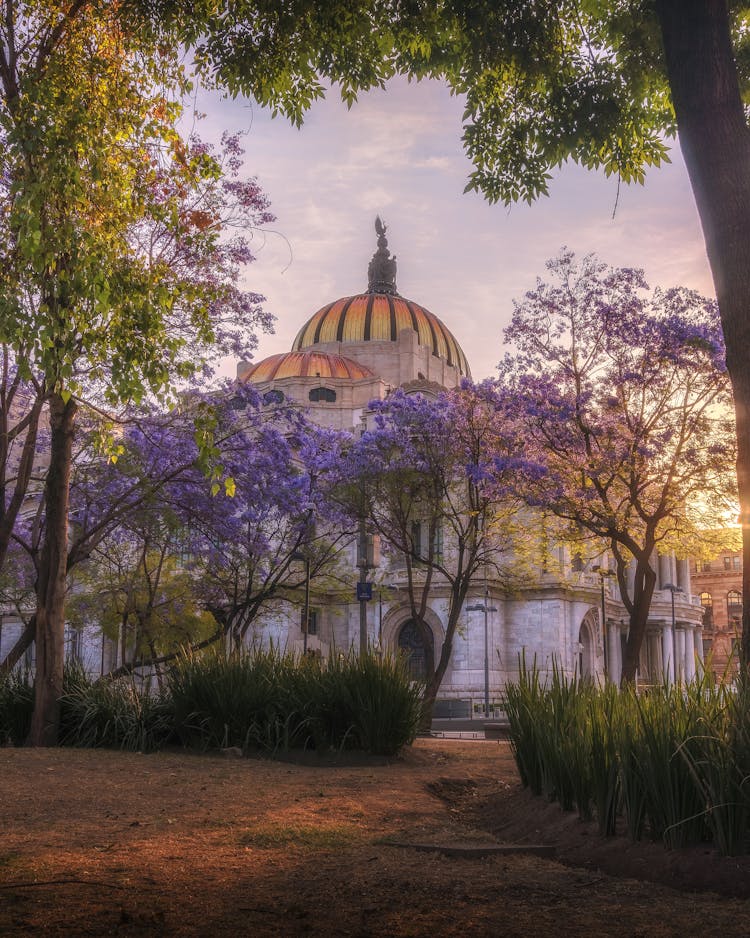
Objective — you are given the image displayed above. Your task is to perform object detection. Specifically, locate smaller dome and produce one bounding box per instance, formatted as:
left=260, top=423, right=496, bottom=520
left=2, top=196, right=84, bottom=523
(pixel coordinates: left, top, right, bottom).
left=242, top=351, right=375, bottom=383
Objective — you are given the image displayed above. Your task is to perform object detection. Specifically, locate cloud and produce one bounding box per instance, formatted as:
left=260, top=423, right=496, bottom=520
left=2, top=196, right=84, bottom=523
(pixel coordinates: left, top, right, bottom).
left=196, top=77, right=713, bottom=384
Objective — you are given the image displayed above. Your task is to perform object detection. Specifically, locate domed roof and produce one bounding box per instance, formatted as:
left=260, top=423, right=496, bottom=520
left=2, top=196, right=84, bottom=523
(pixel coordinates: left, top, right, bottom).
left=292, top=293, right=471, bottom=378
left=292, top=218, right=470, bottom=378
left=242, top=350, right=375, bottom=383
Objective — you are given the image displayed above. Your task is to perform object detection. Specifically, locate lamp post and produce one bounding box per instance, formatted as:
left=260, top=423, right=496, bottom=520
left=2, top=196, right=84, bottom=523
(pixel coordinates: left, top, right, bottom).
left=292, top=552, right=311, bottom=655
left=467, top=592, right=498, bottom=718
left=358, top=521, right=370, bottom=655
left=592, top=565, right=616, bottom=681
left=663, top=582, right=683, bottom=682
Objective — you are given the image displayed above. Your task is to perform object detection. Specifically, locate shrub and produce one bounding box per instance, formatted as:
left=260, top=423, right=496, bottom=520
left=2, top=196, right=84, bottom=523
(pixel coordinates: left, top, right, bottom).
left=505, top=661, right=750, bottom=855
left=167, top=646, right=308, bottom=752
left=167, top=646, right=421, bottom=757
left=310, top=650, right=423, bottom=756
left=59, top=663, right=174, bottom=753
left=0, top=667, right=34, bottom=746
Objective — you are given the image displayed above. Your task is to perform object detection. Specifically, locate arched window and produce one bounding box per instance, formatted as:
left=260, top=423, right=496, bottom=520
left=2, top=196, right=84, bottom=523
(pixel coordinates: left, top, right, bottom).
left=263, top=389, right=284, bottom=405
left=578, top=622, right=594, bottom=679
left=727, top=590, right=742, bottom=619
left=397, top=620, right=431, bottom=682
left=700, top=592, right=713, bottom=628
left=309, top=387, right=336, bottom=403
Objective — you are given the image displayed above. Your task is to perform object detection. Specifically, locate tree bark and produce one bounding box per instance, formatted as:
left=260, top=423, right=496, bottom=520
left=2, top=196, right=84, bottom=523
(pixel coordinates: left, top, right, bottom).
left=620, top=562, right=657, bottom=685
left=0, top=615, right=35, bottom=675
left=656, top=1, right=750, bottom=668
left=26, top=393, right=76, bottom=746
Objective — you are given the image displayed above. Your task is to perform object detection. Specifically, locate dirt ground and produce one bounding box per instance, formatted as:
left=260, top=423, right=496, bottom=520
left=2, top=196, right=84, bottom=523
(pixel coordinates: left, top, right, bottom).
left=1, top=739, right=749, bottom=937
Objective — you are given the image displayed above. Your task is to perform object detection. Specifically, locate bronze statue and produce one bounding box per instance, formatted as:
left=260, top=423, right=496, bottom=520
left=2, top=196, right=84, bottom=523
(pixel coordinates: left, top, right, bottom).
left=367, top=217, right=398, bottom=294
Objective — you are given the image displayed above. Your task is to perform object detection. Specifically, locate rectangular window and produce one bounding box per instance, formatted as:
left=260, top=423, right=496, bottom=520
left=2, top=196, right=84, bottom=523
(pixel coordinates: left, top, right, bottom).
left=301, top=608, right=319, bottom=636
left=432, top=522, right=443, bottom=564
left=411, top=521, right=423, bottom=562
left=724, top=556, right=732, bottom=571
left=65, top=626, right=83, bottom=663
left=734, top=556, right=741, bottom=571
left=702, top=561, right=712, bottom=572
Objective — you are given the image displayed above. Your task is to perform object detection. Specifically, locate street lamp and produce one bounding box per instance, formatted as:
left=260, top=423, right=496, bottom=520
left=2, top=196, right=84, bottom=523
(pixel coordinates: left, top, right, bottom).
left=292, top=552, right=311, bottom=655
left=663, top=582, right=683, bottom=682
left=592, top=565, right=616, bottom=681
left=467, top=590, right=498, bottom=718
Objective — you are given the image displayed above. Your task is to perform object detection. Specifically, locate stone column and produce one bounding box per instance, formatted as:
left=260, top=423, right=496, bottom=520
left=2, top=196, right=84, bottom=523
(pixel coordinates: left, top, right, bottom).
left=661, top=623, right=675, bottom=684
left=684, top=628, right=696, bottom=681
left=695, top=627, right=704, bottom=665
left=607, top=625, right=621, bottom=685
left=676, top=558, right=691, bottom=593
left=626, top=559, right=636, bottom=596
left=675, top=628, right=686, bottom=682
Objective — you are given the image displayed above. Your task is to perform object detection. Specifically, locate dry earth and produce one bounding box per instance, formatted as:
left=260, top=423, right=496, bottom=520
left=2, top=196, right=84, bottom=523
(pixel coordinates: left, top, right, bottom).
left=1, top=739, right=749, bottom=936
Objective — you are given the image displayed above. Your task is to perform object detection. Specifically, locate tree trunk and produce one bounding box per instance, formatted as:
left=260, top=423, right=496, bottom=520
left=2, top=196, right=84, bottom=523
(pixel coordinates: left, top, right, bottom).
left=26, top=393, right=76, bottom=747
left=620, top=562, right=657, bottom=685
left=419, top=592, right=468, bottom=731
left=656, top=1, right=750, bottom=669
left=0, top=397, right=44, bottom=571
left=0, top=615, right=35, bottom=675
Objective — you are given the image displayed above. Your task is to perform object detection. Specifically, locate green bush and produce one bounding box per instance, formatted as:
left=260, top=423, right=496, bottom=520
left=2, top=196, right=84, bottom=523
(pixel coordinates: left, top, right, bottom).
left=311, top=650, right=423, bottom=756
left=505, top=661, right=750, bottom=856
left=167, top=646, right=421, bottom=757
left=167, top=646, right=308, bottom=752
left=2, top=647, right=421, bottom=759
left=0, top=667, right=34, bottom=746
left=59, top=663, right=174, bottom=753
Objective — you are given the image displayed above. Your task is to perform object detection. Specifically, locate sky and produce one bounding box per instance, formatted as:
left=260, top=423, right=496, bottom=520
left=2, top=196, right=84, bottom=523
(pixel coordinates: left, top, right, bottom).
left=195, top=77, right=714, bottom=383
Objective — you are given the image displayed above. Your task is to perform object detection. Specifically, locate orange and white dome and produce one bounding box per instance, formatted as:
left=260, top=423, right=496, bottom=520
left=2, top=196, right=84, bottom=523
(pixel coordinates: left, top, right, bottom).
left=242, top=350, right=375, bottom=383
left=292, top=293, right=470, bottom=378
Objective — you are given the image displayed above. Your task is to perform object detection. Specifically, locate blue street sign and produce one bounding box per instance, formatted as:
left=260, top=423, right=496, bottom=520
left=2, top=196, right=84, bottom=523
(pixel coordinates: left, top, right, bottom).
left=356, top=582, right=373, bottom=601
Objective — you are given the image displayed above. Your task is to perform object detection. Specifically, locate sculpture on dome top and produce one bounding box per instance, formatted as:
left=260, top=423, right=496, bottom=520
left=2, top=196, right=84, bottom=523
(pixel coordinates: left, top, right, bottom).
left=367, top=216, right=398, bottom=295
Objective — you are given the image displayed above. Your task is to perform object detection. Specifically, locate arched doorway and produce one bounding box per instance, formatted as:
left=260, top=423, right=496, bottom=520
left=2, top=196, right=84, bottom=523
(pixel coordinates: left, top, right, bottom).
left=397, top=619, right=432, bottom=681
left=578, top=621, right=594, bottom=679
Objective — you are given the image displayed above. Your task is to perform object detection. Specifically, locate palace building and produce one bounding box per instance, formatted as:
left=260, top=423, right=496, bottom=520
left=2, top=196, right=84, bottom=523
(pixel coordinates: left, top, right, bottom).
left=237, top=220, right=704, bottom=710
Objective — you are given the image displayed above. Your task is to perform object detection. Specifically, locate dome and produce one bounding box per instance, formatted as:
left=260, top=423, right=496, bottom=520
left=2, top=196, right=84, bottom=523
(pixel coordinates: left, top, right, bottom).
left=292, top=294, right=471, bottom=378
left=242, top=350, right=375, bottom=383
left=291, top=218, right=471, bottom=378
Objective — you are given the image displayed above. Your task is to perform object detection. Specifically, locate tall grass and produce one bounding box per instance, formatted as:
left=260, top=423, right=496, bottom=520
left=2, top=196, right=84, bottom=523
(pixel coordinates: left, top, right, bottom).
left=505, top=661, right=750, bottom=856
left=1, top=649, right=420, bottom=758
left=1, top=664, right=173, bottom=752
left=309, top=650, right=423, bottom=756
left=167, top=647, right=422, bottom=756
left=59, top=663, right=174, bottom=752
left=168, top=646, right=308, bottom=752
left=0, top=667, right=34, bottom=746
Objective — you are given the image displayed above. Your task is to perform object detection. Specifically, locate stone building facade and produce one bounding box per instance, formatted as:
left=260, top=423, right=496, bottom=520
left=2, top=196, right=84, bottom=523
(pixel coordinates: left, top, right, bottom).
left=692, top=548, right=742, bottom=678
left=239, top=220, right=704, bottom=709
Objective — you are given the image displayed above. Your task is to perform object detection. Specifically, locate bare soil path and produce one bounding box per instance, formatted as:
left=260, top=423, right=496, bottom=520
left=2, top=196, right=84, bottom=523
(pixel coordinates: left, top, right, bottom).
left=1, top=740, right=748, bottom=936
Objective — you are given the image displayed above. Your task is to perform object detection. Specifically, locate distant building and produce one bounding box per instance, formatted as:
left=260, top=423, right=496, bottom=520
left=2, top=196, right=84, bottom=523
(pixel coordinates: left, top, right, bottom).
left=238, top=220, right=704, bottom=708
left=1, top=221, right=707, bottom=704
left=692, top=548, right=742, bottom=679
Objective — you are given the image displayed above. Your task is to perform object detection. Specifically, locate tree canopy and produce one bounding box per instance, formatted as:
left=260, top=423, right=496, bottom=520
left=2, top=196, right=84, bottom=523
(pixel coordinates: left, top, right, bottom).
left=329, top=384, right=523, bottom=722
left=496, top=250, right=736, bottom=681
left=139, top=0, right=750, bottom=665
left=0, top=0, right=275, bottom=742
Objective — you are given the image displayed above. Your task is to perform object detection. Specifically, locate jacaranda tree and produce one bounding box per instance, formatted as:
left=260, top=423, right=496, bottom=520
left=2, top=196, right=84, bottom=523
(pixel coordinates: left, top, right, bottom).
left=134, top=0, right=750, bottom=666
left=0, top=1, right=273, bottom=742
left=58, top=385, right=353, bottom=676
left=331, top=384, right=524, bottom=724
left=496, top=251, right=736, bottom=683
